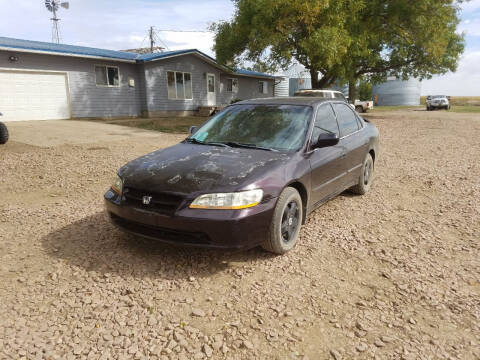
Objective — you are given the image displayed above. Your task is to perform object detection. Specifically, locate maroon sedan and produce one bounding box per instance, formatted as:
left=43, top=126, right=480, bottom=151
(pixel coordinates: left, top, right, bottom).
left=105, top=97, right=379, bottom=254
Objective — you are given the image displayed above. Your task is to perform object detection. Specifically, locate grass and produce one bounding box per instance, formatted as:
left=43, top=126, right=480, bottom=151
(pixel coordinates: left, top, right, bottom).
left=99, top=116, right=208, bottom=134
left=369, top=105, right=423, bottom=112
left=448, top=105, right=480, bottom=113
left=420, top=96, right=480, bottom=106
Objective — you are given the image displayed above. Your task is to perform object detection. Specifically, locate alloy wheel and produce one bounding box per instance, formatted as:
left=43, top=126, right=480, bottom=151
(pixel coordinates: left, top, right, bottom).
left=281, top=200, right=300, bottom=243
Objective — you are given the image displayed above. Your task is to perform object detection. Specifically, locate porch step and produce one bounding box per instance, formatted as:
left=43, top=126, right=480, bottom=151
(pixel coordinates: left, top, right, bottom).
left=196, top=106, right=225, bottom=117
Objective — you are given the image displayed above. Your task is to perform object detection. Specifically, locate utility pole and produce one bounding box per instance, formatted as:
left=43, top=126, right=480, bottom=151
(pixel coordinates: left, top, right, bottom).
left=149, top=26, right=155, bottom=53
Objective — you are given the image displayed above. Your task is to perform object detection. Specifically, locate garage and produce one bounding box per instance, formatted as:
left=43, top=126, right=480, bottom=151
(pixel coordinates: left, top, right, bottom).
left=0, top=70, right=70, bottom=121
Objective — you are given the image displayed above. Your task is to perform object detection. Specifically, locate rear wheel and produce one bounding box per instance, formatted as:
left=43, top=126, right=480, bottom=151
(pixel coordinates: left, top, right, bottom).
left=350, top=153, right=374, bottom=195
left=262, top=187, right=302, bottom=254
left=0, top=122, right=9, bottom=144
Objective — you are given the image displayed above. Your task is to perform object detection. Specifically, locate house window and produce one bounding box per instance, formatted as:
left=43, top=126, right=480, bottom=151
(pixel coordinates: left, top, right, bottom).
left=258, top=80, right=268, bottom=94
left=167, top=71, right=193, bottom=100
left=95, top=65, right=119, bottom=86
left=226, top=78, right=239, bottom=93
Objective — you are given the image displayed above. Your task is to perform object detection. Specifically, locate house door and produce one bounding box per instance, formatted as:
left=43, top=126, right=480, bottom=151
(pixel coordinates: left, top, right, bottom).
left=206, top=73, right=216, bottom=106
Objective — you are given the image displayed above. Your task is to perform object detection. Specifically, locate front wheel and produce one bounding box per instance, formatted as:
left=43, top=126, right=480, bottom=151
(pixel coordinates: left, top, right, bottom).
left=355, top=106, right=364, bottom=113
left=350, top=153, right=374, bottom=195
left=262, top=187, right=303, bottom=254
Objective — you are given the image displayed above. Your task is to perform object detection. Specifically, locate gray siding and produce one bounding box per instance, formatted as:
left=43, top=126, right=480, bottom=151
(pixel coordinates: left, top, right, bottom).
left=0, top=50, right=276, bottom=118
left=0, top=50, right=142, bottom=118
left=220, top=75, right=274, bottom=105
left=143, top=54, right=274, bottom=112
left=143, top=54, right=221, bottom=112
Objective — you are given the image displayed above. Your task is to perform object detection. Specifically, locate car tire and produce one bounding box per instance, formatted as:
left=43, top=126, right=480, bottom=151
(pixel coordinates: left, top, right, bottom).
left=426, top=106, right=430, bottom=111
left=262, top=187, right=303, bottom=254
left=350, top=153, right=374, bottom=195
left=0, top=122, right=9, bottom=145
left=355, top=106, right=364, bottom=113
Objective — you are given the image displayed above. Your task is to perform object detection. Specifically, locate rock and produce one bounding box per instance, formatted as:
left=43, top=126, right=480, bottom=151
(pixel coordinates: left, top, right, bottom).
left=128, top=345, right=138, bottom=354
left=374, top=339, right=385, bottom=347
left=381, top=335, right=394, bottom=343
left=356, top=343, right=368, bottom=352
left=330, top=349, right=342, bottom=359
left=191, top=308, right=206, bottom=317
left=242, top=340, right=254, bottom=350
left=354, top=330, right=367, bottom=338
left=202, top=344, right=213, bottom=357
left=355, top=321, right=368, bottom=331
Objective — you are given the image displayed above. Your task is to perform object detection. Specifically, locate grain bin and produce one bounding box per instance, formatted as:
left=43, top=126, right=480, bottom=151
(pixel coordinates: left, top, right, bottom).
left=274, top=75, right=289, bottom=97
left=284, top=63, right=312, bottom=96
left=372, top=77, right=422, bottom=106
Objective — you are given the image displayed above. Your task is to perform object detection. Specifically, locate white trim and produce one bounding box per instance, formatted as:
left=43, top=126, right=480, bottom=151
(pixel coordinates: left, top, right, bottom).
left=0, top=46, right=137, bottom=63
left=206, top=73, right=216, bottom=106
left=0, top=68, right=72, bottom=120
left=94, top=64, right=120, bottom=88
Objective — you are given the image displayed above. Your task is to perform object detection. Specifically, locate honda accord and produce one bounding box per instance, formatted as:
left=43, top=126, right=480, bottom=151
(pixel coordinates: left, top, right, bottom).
left=105, top=97, right=379, bottom=254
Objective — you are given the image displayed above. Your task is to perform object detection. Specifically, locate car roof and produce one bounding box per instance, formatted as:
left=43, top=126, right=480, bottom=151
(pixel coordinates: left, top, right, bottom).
left=296, top=89, right=341, bottom=93
left=235, top=97, right=332, bottom=106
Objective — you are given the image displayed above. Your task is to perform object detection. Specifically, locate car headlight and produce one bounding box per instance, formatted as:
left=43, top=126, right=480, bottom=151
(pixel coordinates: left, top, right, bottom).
left=189, top=189, right=263, bottom=209
left=112, top=175, right=123, bottom=195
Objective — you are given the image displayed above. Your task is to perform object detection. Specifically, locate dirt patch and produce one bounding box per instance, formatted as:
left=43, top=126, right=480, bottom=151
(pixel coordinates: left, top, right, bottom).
left=3, top=120, right=184, bottom=147
left=0, top=110, right=479, bottom=359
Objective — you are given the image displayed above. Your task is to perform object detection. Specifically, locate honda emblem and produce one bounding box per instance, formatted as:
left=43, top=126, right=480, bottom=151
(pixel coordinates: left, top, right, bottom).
left=142, top=196, right=152, bottom=205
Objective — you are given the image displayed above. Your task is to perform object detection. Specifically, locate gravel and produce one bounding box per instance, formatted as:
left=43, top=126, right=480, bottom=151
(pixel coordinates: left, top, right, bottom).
left=0, top=109, right=479, bottom=359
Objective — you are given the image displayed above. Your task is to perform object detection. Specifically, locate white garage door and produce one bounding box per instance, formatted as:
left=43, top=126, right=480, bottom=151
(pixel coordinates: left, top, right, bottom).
left=0, top=70, right=70, bottom=121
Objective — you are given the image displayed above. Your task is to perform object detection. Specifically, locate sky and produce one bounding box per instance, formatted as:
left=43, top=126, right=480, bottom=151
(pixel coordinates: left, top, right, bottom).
left=0, top=0, right=479, bottom=96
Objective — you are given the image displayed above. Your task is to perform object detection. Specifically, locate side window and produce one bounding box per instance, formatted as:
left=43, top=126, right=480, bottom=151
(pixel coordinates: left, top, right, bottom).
left=333, top=103, right=359, bottom=137
left=311, top=103, right=339, bottom=141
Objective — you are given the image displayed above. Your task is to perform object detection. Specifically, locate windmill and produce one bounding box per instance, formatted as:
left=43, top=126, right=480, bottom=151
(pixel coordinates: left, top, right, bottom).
left=45, top=0, right=69, bottom=44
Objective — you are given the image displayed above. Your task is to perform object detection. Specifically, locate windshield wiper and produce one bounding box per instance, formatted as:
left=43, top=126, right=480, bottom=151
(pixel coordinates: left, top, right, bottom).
left=185, top=138, right=230, bottom=147
left=222, top=142, right=278, bottom=152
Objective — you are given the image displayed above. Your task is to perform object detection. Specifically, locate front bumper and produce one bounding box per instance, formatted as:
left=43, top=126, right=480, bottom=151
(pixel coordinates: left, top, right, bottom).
left=428, top=103, right=448, bottom=108
left=104, top=189, right=276, bottom=249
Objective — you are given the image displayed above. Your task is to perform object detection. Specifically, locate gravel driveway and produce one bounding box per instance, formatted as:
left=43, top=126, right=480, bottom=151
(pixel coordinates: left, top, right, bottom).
left=0, top=110, right=479, bottom=359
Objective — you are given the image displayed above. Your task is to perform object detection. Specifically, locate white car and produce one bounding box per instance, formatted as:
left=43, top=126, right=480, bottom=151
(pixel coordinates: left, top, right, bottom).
left=426, top=95, right=450, bottom=111
left=354, top=100, right=374, bottom=113
left=294, top=89, right=355, bottom=110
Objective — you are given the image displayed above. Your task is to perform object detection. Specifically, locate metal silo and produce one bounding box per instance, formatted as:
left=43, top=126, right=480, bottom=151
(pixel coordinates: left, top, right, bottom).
left=274, top=75, right=289, bottom=97
left=372, top=77, right=422, bottom=106
left=284, top=63, right=312, bottom=96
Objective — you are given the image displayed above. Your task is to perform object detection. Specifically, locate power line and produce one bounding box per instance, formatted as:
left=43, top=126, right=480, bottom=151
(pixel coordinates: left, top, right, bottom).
left=154, top=29, right=213, bottom=33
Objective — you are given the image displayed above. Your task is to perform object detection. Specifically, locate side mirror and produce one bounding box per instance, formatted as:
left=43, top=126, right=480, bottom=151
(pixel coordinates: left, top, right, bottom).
left=312, top=133, right=339, bottom=149
left=189, top=126, right=199, bottom=135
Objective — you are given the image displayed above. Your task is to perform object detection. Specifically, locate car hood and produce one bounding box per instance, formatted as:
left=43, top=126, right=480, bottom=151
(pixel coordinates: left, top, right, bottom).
left=118, top=142, right=291, bottom=195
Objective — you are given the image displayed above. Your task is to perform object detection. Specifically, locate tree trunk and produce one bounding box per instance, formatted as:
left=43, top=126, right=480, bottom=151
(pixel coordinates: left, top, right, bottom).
left=310, top=68, right=320, bottom=88
left=348, top=80, right=357, bottom=104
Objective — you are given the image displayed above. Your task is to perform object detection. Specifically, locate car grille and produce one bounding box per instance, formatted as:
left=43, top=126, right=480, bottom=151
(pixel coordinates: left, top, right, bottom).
left=109, top=213, right=211, bottom=245
left=123, top=187, right=183, bottom=216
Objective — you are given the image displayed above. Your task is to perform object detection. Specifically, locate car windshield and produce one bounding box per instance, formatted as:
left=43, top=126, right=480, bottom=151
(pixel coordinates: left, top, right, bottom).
left=189, top=104, right=313, bottom=151
left=432, top=95, right=447, bottom=99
